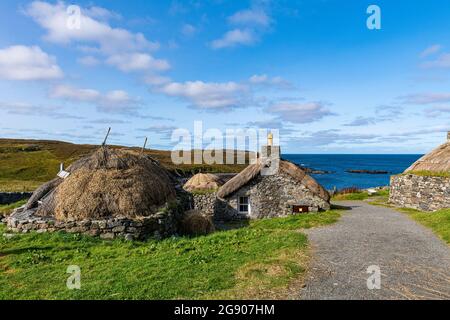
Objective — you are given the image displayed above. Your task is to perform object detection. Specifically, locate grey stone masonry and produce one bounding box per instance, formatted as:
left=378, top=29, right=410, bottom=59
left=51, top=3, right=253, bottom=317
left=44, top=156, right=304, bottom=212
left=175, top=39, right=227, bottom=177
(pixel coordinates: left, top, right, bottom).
left=389, top=174, right=450, bottom=211
left=5, top=201, right=185, bottom=240
left=221, top=172, right=330, bottom=220
left=191, top=193, right=216, bottom=217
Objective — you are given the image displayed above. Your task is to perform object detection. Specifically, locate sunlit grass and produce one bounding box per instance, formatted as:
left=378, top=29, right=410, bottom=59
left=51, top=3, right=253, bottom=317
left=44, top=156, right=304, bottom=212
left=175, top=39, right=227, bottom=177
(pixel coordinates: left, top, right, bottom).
left=0, top=210, right=341, bottom=300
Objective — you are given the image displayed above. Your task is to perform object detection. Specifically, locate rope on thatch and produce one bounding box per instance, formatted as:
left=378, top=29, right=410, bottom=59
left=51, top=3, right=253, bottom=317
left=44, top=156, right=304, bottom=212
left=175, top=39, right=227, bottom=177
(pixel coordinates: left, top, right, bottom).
left=217, top=159, right=330, bottom=201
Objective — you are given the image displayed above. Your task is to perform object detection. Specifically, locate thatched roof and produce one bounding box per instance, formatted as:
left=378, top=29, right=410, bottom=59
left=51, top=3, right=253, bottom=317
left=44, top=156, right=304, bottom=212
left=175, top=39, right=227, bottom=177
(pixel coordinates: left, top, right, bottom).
left=217, top=159, right=330, bottom=201
left=404, top=140, right=450, bottom=173
left=183, top=173, right=224, bottom=192
left=28, top=147, right=176, bottom=221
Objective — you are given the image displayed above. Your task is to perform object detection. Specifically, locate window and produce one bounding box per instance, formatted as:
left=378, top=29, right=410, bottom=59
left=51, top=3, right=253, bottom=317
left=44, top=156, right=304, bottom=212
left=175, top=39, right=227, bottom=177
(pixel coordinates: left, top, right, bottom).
left=238, top=196, right=250, bottom=214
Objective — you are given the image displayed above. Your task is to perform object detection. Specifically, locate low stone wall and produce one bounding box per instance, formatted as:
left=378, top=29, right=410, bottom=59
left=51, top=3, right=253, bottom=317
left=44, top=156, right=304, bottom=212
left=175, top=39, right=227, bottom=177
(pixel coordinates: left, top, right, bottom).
left=6, top=203, right=185, bottom=240
left=191, top=193, right=217, bottom=217
left=389, top=174, right=450, bottom=211
left=0, top=192, right=32, bottom=205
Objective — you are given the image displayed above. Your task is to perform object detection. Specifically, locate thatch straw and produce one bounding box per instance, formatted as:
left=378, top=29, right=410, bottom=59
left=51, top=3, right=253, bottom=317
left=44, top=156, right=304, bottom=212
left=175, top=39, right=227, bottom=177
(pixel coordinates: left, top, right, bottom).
left=33, top=147, right=176, bottom=220
left=183, top=173, right=224, bottom=192
left=180, top=210, right=215, bottom=235
left=405, top=141, right=450, bottom=173
left=217, top=159, right=330, bottom=201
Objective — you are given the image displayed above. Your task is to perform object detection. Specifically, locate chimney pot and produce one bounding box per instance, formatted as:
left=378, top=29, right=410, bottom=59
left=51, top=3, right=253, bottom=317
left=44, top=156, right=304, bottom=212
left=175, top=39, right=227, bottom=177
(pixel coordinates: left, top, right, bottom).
left=268, top=132, right=273, bottom=147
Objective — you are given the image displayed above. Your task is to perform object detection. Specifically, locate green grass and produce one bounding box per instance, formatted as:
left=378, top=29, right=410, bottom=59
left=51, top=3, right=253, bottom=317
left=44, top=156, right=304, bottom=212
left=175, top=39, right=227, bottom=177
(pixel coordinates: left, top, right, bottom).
left=0, top=200, right=27, bottom=216
left=332, top=192, right=369, bottom=201
left=396, top=208, right=450, bottom=245
left=0, top=210, right=341, bottom=300
left=332, top=189, right=390, bottom=201
left=0, top=139, right=251, bottom=192
left=404, top=171, right=450, bottom=178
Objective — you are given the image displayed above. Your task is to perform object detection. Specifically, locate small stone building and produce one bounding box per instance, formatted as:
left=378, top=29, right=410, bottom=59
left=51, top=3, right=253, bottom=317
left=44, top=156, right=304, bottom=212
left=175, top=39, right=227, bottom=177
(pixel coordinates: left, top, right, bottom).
left=185, top=141, right=330, bottom=220
left=389, top=132, right=450, bottom=211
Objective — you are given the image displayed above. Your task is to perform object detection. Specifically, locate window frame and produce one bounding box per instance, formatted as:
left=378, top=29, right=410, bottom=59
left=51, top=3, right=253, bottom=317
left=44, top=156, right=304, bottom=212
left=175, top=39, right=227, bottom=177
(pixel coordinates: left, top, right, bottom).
left=238, top=196, right=250, bottom=214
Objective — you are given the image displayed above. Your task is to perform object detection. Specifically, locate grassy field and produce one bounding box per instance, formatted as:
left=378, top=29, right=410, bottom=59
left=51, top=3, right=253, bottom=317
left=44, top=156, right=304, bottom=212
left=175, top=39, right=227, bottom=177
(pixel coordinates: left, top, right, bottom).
left=0, top=200, right=27, bottom=216
left=332, top=189, right=389, bottom=201
left=0, top=210, right=341, bottom=300
left=0, top=138, right=250, bottom=192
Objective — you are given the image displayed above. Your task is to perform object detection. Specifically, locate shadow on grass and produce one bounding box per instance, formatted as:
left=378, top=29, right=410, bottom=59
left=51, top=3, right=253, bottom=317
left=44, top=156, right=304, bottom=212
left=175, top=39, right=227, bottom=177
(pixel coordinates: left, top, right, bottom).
left=330, top=204, right=353, bottom=211
left=214, top=219, right=250, bottom=231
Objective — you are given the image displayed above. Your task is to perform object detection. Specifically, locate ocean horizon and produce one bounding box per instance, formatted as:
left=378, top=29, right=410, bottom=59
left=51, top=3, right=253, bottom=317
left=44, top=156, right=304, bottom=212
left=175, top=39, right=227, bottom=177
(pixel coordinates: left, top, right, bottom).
left=283, top=154, right=423, bottom=190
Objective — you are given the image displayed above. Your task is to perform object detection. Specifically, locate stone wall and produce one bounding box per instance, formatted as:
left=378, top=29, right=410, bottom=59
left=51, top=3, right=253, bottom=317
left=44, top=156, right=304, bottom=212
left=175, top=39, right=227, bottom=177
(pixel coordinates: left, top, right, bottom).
left=221, top=172, right=330, bottom=220
left=191, top=193, right=216, bottom=217
left=5, top=202, right=185, bottom=240
left=0, top=192, right=32, bottom=205
left=389, top=174, right=450, bottom=211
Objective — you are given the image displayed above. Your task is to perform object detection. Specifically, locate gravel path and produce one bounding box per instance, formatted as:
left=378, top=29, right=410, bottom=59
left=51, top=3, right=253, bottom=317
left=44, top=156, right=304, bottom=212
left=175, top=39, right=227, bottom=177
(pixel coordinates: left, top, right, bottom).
left=300, top=201, right=450, bottom=300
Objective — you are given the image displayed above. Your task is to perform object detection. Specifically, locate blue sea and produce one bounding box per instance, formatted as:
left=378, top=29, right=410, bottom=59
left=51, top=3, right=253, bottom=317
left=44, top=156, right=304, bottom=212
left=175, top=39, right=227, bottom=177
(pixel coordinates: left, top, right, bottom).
left=283, top=154, right=423, bottom=190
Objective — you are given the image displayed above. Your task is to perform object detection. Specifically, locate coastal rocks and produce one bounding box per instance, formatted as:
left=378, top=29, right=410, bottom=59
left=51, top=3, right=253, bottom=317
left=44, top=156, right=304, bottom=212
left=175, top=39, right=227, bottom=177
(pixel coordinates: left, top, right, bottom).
left=389, top=174, right=450, bottom=211
left=346, top=170, right=389, bottom=174
left=302, top=167, right=334, bottom=175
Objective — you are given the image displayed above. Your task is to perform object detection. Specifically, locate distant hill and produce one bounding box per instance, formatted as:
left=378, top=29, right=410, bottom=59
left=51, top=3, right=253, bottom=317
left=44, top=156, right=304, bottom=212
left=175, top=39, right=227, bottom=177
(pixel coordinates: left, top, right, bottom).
left=0, top=138, right=252, bottom=192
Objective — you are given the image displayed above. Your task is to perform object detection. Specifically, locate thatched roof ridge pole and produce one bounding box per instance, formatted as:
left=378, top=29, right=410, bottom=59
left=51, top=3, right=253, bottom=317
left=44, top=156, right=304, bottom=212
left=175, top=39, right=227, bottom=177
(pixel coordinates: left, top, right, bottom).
left=102, top=127, right=111, bottom=146
left=141, top=137, right=148, bottom=155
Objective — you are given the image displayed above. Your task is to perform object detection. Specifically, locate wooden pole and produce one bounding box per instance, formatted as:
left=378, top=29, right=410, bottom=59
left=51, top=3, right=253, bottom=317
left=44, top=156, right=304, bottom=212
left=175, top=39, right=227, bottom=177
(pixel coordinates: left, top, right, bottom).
left=102, top=127, right=111, bottom=146
left=141, top=137, right=148, bottom=154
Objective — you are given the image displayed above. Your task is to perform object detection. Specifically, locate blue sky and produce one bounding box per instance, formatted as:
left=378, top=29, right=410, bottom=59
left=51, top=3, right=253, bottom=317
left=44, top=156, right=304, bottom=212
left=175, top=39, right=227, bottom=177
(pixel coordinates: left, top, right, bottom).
left=0, top=0, right=449, bottom=154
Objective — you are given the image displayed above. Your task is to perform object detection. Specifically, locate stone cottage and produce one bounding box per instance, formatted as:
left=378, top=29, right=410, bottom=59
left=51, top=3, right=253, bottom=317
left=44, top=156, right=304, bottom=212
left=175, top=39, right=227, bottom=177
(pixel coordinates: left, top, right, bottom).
left=389, top=132, right=450, bottom=211
left=185, top=139, right=331, bottom=220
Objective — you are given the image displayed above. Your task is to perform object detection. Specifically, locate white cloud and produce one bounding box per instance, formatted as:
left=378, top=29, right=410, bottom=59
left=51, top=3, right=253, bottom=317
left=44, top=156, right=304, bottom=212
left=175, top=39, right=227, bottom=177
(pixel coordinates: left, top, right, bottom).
left=77, top=55, right=100, bottom=66
left=228, top=8, right=270, bottom=27
left=84, top=6, right=121, bottom=21
left=249, top=74, right=293, bottom=89
left=421, top=53, right=450, bottom=68
left=143, top=74, right=171, bottom=86
left=0, top=45, right=63, bottom=80
left=50, top=84, right=138, bottom=113
left=0, top=101, right=83, bottom=119
left=400, top=93, right=450, bottom=104
left=155, top=80, right=249, bottom=111
left=181, top=24, right=197, bottom=36
left=420, top=44, right=441, bottom=58
left=138, top=124, right=178, bottom=139
left=211, top=29, right=255, bottom=49
left=24, top=1, right=168, bottom=75
left=25, top=1, right=158, bottom=54
left=106, top=53, right=170, bottom=72
left=211, top=6, right=272, bottom=50
left=266, top=102, right=335, bottom=123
